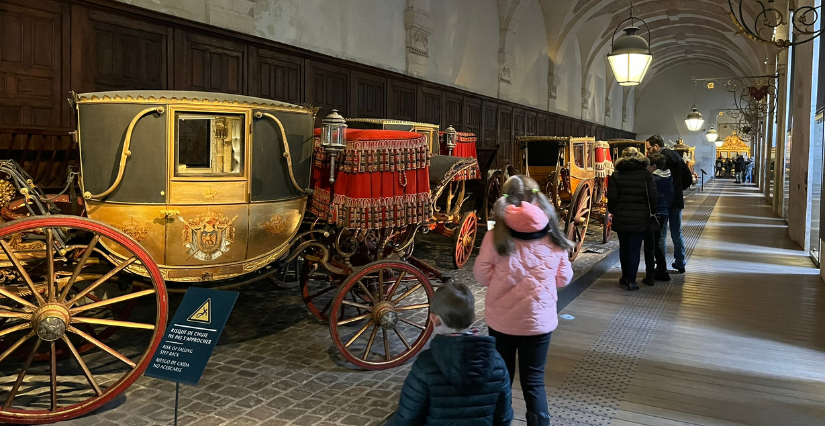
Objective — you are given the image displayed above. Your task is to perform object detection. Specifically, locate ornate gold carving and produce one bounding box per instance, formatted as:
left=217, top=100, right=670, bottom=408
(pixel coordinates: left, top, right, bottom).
left=202, top=187, right=218, bottom=199
left=719, top=132, right=750, bottom=150
left=0, top=180, right=15, bottom=208
left=75, top=93, right=315, bottom=115
left=263, top=210, right=298, bottom=236
left=7, top=234, right=45, bottom=251
left=179, top=209, right=239, bottom=261
left=118, top=217, right=151, bottom=242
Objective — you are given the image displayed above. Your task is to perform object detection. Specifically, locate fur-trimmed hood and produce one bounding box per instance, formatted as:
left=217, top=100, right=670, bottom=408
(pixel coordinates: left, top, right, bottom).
left=614, top=156, right=649, bottom=171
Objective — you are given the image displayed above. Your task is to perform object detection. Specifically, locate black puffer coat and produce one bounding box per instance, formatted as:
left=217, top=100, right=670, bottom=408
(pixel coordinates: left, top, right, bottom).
left=660, top=148, right=692, bottom=209
left=392, top=334, right=513, bottom=426
left=607, top=157, right=657, bottom=233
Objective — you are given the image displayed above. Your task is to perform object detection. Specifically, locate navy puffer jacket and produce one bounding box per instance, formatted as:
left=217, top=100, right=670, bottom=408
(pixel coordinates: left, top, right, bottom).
left=391, top=334, right=512, bottom=426
left=607, top=157, right=657, bottom=233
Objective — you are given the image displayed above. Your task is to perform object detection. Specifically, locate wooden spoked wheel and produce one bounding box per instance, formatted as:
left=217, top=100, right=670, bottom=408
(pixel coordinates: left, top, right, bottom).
left=602, top=212, right=613, bottom=243
left=565, top=180, right=593, bottom=261
left=0, top=215, right=167, bottom=424
left=329, top=260, right=433, bottom=370
left=483, top=172, right=502, bottom=224
left=544, top=171, right=562, bottom=210
left=300, top=260, right=366, bottom=323
left=452, top=212, right=478, bottom=269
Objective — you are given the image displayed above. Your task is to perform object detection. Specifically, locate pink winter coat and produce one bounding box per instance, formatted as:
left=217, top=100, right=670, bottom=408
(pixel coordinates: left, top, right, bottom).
left=473, top=202, right=574, bottom=336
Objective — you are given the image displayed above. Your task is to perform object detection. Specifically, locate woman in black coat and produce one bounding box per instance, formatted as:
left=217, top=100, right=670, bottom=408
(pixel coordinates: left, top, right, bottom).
left=607, top=147, right=657, bottom=291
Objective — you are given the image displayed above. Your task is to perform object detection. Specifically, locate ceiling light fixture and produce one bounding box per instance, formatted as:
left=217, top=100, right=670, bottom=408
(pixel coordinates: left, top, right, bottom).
left=607, top=0, right=653, bottom=86
left=685, top=80, right=704, bottom=131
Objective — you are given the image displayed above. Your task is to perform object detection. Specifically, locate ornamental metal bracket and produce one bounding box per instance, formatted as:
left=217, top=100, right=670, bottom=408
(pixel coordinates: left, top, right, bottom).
left=692, top=74, right=779, bottom=123
left=728, top=0, right=822, bottom=48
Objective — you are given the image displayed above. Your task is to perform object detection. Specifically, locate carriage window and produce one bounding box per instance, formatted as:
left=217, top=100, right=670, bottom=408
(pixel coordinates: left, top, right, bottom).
left=573, top=144, right=585, bottom=168
left=525, top=141, right=560, bottom=167
left=585, top=142, right=594, bottom=170
left=176, top=113, right=244, bottom=177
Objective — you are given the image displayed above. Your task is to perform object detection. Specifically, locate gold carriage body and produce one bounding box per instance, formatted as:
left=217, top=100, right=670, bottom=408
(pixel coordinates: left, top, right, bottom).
left=608, top=139, right=648, bottom=164
left=74, top=91, right=316, bottom=282
left=673, top=139, right=697, bottom=175
left=515, top=136, right=613, bottom=258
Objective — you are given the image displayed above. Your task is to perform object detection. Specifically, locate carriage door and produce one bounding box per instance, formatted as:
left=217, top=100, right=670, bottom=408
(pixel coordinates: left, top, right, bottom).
left=163, top=109, right=250, bottom=272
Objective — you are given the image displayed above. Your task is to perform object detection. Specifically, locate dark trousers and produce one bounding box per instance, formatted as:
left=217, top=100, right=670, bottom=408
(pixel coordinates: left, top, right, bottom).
left=489, top=328, right=552, bottom=417
left=617, top=231, right=644, bottom=283
left=642, top=227, right=656, bottom=277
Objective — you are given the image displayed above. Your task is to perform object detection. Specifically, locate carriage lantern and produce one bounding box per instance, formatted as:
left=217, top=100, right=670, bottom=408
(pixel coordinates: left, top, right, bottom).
left=321, top=109, right=347, bottom=183
left=444, top=125, right=458, bottom=155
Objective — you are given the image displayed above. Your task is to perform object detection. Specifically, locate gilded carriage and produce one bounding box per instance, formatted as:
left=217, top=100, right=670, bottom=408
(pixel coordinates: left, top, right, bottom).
left=673, top=139, right=698, bottom=182
left=608, top=139, right=647, bottom=162
left=0, top=92, right=441, bottom=424
left=516, top=136, right=613, bottom=260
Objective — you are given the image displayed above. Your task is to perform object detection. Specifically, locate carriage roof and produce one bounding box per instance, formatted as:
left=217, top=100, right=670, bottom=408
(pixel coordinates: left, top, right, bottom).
left=74, top=91, right=316, bottom=115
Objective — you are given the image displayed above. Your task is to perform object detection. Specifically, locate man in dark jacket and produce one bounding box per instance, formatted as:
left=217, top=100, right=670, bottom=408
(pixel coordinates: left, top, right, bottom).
left=715, top=156, right=723, bottom=178
left=646, top=135, right=690, bottom=273
left=734, top=155, right=744, bottom=183
left=724, top=158, right=733, bottom=178
left=392, top=283, right=513, bottom=426
left=607, top=147, right=656, bottom=291
left=646, top=153, right=673, bottom=283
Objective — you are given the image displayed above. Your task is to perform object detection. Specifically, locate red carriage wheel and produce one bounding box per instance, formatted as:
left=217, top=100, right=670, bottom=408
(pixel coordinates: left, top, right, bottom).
left=329, top=260, right=433, bottom=370
left=483, top=172, right=502, bottom=224
left=0, top=215, right=167, bottom=424
left=602, top=212, right=613, bottom=243
left=452, top=212, right=478, bottom=269
left=565, top=180, right=593, bottom=261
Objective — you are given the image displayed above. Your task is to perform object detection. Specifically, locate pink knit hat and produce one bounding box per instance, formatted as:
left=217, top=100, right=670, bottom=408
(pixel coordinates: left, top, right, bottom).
left=503, top=202, right=549, bottom=233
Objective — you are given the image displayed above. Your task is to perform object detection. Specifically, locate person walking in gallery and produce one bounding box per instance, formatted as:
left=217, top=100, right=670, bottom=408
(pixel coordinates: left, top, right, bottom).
left=607, top=148, right=656, bottom=291
left=715, top=156, right=723, bottom=178
left=724, top=157, right=733, bottom=178
left=745, top=156, right=754, bottom=183
left=473, top=174, right=574, bottom=426
left=646, top=153, right=673, bottom=283
left=646, top=135, right=691, bottom=273
left=392, top=282, right=513, bottom=426
left=734, top=155, right=744, bottom=183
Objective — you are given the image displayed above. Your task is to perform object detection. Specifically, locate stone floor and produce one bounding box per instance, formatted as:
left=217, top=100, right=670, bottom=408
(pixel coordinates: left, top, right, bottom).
left=40, top=219, right=619, bottom=426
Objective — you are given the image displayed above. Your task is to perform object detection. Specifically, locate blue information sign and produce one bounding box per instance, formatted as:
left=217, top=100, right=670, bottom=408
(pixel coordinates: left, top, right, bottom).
left=144, top=287, right=238, bottom=386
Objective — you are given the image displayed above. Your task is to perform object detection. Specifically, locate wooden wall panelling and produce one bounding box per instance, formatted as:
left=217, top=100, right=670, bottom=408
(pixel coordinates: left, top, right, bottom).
left=463, top=97, right=481, bottom=137
left=417, top=86, right=443, bottom=127
left=513, top=108, right=525, bottom=138
left=388, top=79, right=416, bottom=121
left=481, top=101, right=498, bottom=149
left=305, top=60, right=349, bottom=126
left=536, top=113, right=547, bottom=135
left=498, top=105, right=512, bottom=167
left=248, top=46, right=302, bottom=104
left=526, top=111, right=536, bottom=136
left=350, top=70, right=386, bottom=118
left=443, top=93, right=463, bottom=130
left=174, top=29, right=246, bottom=94
left=0, top=0, right=70, bottom=128
left=74, top=8, right=172, bottom=92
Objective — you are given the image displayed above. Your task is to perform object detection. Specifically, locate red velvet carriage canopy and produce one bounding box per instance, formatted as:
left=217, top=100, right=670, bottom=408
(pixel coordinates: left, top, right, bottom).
left=311, top=129, right=432, bottom=229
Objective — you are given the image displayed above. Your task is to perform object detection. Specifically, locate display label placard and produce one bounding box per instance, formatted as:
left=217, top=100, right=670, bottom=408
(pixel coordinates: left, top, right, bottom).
left=144, top=287, right=238, bottom=385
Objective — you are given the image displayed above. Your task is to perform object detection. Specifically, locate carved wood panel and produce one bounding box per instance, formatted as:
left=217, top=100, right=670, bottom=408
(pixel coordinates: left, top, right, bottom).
left=174, top=29, right=245, bottom=94
left=0, top=1, right=70, bottom=127
left=306, top=60, right=349, bottom=126
left=444, top=93, right=462, bottom=130
left=513, top=108, right=525, bottom=137
left=248, top=47, right=302, bottom=104
left=350, top=71, right=386, bottom=118
left=417, top=86, right=442, bottom=127
left=546, top=116, right=556, bottom=136
left=498, top=105, right=512, bottom=166
left=81, top=10, right=170, bottom=92
left=481, top=101, right=497, bottom=149
left=537, top=113, right=547, bottom=135
left=388, top=79, right=416, bottom=121
left=464, top=97, right=481, bottom=137
left=526, top=111, right=536, bottom=136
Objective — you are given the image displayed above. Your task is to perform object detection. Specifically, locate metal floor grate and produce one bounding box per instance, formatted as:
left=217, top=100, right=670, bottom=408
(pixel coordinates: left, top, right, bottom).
left=547, top=185, right=721, bottom=425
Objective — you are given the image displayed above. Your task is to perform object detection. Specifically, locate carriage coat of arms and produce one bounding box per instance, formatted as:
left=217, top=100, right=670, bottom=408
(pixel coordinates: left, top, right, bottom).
left=180, top=209, right=239, bottom=261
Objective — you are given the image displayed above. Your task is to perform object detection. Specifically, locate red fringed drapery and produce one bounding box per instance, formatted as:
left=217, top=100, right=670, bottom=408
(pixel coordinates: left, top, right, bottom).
left=594, top=141, right=614, bottom=178
left=310, top=129, right=432, bottom=229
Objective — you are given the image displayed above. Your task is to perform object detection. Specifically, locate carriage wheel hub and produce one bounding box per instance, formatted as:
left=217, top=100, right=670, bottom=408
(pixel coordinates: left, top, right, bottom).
left=373, top=302, right=398, bottom=330
left=33, top=304, right=70, bottom=342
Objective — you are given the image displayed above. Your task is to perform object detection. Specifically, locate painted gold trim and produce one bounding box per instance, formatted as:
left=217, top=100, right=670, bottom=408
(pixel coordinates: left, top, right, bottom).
left=75, top=93, right=315, bottom=115
left=345, top=118, right=440, bottom=129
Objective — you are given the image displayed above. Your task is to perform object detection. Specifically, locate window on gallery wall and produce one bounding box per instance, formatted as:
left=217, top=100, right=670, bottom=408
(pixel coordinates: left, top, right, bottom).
left=811, top=0, right=823, bottom=264
left=784, top=44, right=796, bottom=220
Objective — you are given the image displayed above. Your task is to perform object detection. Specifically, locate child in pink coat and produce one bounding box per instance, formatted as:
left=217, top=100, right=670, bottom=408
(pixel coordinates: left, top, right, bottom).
left=473, top=175, right=574, bottom=426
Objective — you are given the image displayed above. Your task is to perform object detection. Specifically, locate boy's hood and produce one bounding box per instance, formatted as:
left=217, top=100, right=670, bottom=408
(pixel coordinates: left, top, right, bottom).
left=430, top=334, right=499, bottom=392
left=653, top=169, right=671, bottom=178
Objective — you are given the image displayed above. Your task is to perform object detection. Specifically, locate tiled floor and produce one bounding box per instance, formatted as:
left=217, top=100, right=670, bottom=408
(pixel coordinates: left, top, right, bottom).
left=533, top=180, right=825, bottom=425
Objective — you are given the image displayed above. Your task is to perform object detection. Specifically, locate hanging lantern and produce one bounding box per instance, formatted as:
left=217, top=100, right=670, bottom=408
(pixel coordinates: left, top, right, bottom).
left=685, top=106, right=704, bottom=131
left=320, top=109, right=347, bottom=184
left=705, top=127, right=719, bottom=142
left=607, top=1, right=652, bottom=86
left=715, top=140, right=723, bottom=148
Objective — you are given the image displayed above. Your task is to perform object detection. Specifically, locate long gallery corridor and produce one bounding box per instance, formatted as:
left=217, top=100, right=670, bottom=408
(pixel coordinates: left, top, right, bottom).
left=523, top=181, right=825, bottom=425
